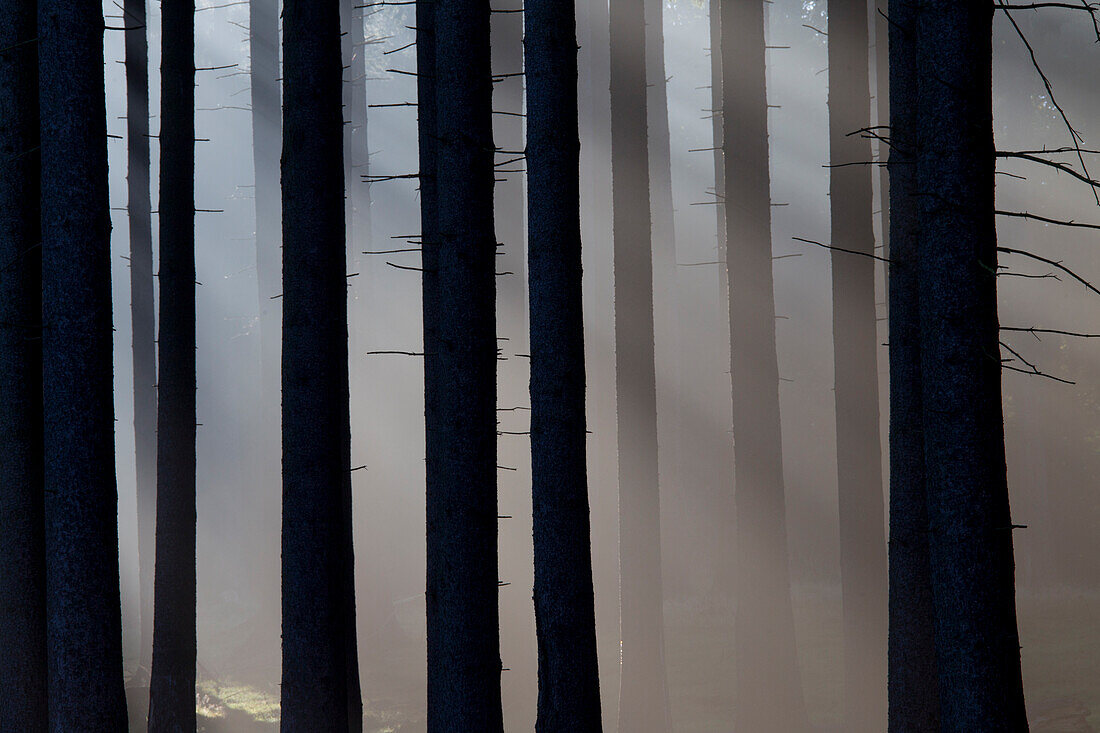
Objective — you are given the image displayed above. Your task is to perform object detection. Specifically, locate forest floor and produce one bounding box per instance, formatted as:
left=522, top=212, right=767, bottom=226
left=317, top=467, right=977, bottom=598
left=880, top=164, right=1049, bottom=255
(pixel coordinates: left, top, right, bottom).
left=123, top=586, right=1100, bottom=732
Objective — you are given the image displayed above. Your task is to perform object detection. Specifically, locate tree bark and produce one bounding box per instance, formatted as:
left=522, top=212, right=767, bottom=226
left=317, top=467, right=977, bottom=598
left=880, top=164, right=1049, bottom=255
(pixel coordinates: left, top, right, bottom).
left=525, top=0, right=604, bottom=727
left=886, top=2, right=939, bottom=730
left=424, top=0, right=504, bottom=728
left=720, top=0, right=807, bottom=729
left=147, top=0, right=197, bottom=728
left=609, top=0, right=672, bottom=728
left=915, top=4, right=1028, bottom=730
left=123, top=0, right=157, bottom=683
left=828, top=1, right=888, bottom=729
left=280, top=0, right=359, bottom=728
left=0, top=0, right=47, bottom=726
left=38, top=1, right=129, bottom=727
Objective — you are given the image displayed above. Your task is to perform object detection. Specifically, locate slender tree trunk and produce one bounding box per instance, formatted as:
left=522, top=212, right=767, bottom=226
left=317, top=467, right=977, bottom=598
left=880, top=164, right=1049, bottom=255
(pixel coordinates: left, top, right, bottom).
left=280, top=0, right=358, bottom=728
left=609, top=0, right=671, bottom=728
left=828, top=1, right=888, bottom=729
left=0, top=0, right=47, bottom=727
left=123, top=0, right=157, bottom=683
left=875, top=0, right=889, bottom=294
left=424, top=0, right=503, bottom=728
left=885, top=2, right=938, bottom=730
left=525, top=0, right=604, bottom=727
left=720, top=0, right=807, bottom=729
left=147, top=0, right=197, bottom=728
left=38, top=1, right=128, bottom=727
left=250, top=0, right=282, bottom=620
left=915, top=5, right=1028, bottom=730
left=578, top=0, right=620, bottom=725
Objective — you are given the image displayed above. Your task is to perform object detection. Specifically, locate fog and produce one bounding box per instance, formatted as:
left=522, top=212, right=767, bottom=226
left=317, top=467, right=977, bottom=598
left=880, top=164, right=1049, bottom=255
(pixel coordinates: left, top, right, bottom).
left=99, top=0, right=1100, bottom=729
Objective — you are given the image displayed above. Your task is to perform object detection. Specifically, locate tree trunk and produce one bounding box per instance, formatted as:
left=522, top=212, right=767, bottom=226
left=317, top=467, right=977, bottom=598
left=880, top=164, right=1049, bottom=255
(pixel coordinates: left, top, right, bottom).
left=609, top=0, right=672, bottom=728
left=720, top=0, right=807, bottom=729
left=147, top=0, right=197, bottom=728
left=38, top=1, right=129, bottom=727
left=915, top=5, right=1028, bottom=730
left=425, top=0, right=503, bottom=728
left=828, top=1, right=888, bottom=729
left=525, top=0, right=604, bottom=727
left=123, top=0, right=157, bottom=684
left=885, top=1, right=938, bottom=730
left=280, top=0, right=359, bottom=728
left=0, top=0, right=47, bottom=726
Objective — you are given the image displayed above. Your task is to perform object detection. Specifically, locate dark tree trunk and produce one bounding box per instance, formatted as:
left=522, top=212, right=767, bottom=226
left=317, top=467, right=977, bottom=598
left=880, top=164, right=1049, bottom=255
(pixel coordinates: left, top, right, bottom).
left=424, top=0, right=503, bottom=728
left=0, top=0, right=47, bottom=727
left=280, top=0, right=359, bottom=729
left=38, top=1, right=128, bottom=727
left=491, top=0, right=535, bottom=725
left=524, top=0, right=603, bottom=728
left=147, top=0, right=197, bottom=728
left=609, top=0, right=671, bottom=728
left=915, top=5, right=1028, bottom=730
left=250, top=0, right=282, bottom=619
left=577, top=0, right=620, bottom=725
left=828, top=1, right=888, bottom=729
left=720, top=0, right=807, bottom=730
left=124, top=0, right=157, bottom=683
left=886, top=1, right=938, bottom=730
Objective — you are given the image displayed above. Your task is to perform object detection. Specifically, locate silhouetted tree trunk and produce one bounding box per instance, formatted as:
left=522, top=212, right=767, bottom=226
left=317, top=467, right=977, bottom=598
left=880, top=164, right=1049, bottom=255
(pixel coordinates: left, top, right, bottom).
left=38, top=1, right=128, bottom=727
left=124, top=0, right=157, bottom=683
left=720, top=0, right=807, bottom=729
left=0, top=0, right=47, bottom=727
left=885, top=2, right=938, bottom=730
left=147, top=0, right=197, bottom=728
left=250, top=0, right=281, bottom=619
left=524, top=0, right=603, bottom=727
left=424, top=0, right=503, bottom=728
left=915, top=5, right=1027, bottom=729
left=828, top=1, right=888, bottom=729
left=609, top=0, right=672, bottom=728
left=280, top=0, right=360, bottom=728
left=577, top=0, right=620, bottom=724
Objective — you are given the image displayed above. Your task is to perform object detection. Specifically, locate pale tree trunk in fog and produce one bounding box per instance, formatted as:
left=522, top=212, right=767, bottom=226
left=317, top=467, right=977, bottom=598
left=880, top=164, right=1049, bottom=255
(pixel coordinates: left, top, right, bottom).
left=720, top=0, right=807, bottom=729
left=524, top=0, right=604, bottom=725
left=0, top=0, right=47, bottom=726
left=124, top=0, right=157, bottom=683
left=828, top=1, right=889, bottom=730
left=280, top=0, right=362, bottom=728
left=250, top=0, right=281, bottom=620
left=915, top=5, right=1027, bottom=729
left=874, top=0, right=889, bottom=294
left=609, top=0, right=672, bottom=727
left=148, top=0, right=197, bottom=727
left=577, top=0, right=621, bottom=726
left=885, top=1, right=938, bottom=729
left=424, top=0, right=503, bottom=728
left=39, top=1, right=129, bottom=727
left=492, top=0, right=536, bottom=725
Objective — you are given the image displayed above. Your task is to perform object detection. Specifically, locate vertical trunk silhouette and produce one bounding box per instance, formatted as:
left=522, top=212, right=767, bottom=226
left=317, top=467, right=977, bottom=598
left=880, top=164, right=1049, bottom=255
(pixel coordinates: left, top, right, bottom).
left=577, top=0, right=620, bottom=725
left=147, top=0, right=197, bottom=728
left=874, top=0, right=889, bottom=291
left=280, top=0, right=360, bottom=728
left=720, top=0, right=807, bottom=729
left=828, top=1, right=888, bottom=729
left=0, top=0, right=47, bottom=726
left=915, top=5, right=1027, bottom=729
left=491, top=0, right=535, bottom=726
left=124, top=0, right=157, bottom=682
left=250, top=0, right=281, bottom=618
left=425, top=0, right=503, bottom=728
left=38, top=1, right=128, bottom=727
left=609, top=0, right=671, bottom=728
left=886, top=2, right=938, bottom=729
left=525, top=0, right=604, bottom=726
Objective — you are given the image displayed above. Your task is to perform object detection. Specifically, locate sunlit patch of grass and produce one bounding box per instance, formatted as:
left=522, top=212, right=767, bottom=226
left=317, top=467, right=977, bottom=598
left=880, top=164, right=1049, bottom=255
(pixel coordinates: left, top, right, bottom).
left=197, top=679, right=281, bottom=724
